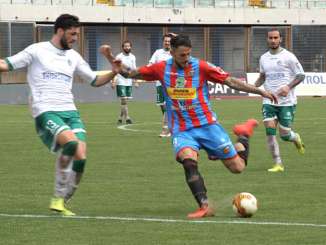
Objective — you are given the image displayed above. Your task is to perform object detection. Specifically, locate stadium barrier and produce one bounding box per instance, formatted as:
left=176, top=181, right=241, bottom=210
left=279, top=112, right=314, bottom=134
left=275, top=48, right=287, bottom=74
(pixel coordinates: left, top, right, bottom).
left=247, top=72, right=326, bottom=96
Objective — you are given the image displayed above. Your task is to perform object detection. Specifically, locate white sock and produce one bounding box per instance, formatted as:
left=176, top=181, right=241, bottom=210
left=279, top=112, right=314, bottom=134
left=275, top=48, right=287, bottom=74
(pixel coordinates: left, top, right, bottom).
left=64, top=171, right=78, bottom=203
left=267, top=135, right=282, bottom=165
left=54, top=155, right=72, bottom=198
left=289, top=131, right=297, bottom=142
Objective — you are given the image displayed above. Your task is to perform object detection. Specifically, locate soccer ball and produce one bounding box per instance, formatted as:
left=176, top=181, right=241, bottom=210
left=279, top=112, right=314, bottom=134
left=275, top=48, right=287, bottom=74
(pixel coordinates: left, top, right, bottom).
left=232, top=192, right=258, bottom=218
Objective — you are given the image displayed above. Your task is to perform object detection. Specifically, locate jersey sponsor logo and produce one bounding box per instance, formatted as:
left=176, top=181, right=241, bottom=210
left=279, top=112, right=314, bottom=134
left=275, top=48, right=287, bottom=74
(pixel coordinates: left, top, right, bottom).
left=266, top=73, right=285, bottom=80
left=171, top=103, right=198, bottom=111
left=167, top=88, right=196, bottom=100
left=42, top=72, right=71, bottom=82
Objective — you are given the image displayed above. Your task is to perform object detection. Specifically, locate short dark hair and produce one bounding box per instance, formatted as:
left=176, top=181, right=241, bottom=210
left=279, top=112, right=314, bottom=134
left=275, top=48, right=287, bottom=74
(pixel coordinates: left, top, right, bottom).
left=54, top=14, right=80, bottom=33
left=162, top=33, right=173, bottom=40
left=170, top=34, right=192, bottom=49
left=267, top=28, right=282, bottom=37
left=122, top=40, right=132, bottom=48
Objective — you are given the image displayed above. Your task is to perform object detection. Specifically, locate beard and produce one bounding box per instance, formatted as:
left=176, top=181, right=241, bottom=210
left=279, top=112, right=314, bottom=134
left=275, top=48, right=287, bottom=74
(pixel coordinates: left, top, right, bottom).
left=123, top=49, right=131, bottom=54
left=60, top=37, right=71, bottom=50
left=270, top=43, right=280, bottom=50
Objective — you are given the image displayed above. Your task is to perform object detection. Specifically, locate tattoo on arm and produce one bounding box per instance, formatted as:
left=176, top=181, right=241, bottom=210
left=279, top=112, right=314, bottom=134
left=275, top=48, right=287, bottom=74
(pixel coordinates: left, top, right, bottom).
left=224, top=77, right=263, bottom=95
left=255, top=73, right=265, bottom=87
left=120, top=69, right=143, bottom=80
left=288, top=73, right=305, bottom=89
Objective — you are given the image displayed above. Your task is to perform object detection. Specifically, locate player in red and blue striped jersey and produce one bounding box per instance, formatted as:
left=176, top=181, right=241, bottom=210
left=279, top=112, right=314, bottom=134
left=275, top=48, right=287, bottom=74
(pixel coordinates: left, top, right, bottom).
left=100, top=35, right=277, bottom=219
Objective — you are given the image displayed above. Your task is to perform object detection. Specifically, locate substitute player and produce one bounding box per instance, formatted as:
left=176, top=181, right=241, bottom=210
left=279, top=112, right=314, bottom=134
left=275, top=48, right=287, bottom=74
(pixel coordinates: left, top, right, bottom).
left=149, top=34, right=173, bottom=137
left=255, top=28, right=305, bottom=173
left=115, top=40, right=137, bottom=124
left=0, top=14, right=118, bottom=216
left=100, top=35, right=277, bottom=218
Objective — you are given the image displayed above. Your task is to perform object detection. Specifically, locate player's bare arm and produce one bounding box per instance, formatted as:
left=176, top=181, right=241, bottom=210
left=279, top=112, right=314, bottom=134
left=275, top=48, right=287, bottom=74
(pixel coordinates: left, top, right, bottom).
left=254, top=73, right=265, bottom=87
left=92, top=71, right=118, bottom=87
left=224, top=76, right=277, bottom=103
left=0, top=59, right=10, bottom=72
left=277, top=73, right=305, bottom=97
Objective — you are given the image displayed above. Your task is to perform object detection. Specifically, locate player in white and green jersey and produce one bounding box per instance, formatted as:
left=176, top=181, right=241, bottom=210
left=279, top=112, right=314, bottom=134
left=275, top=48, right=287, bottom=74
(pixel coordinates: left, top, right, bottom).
left=0, top=14, right=118, bottom=215
left=255, top=28, right=305, bottom=173
left=115, top=40, right=136, bottom=124
left=149, top=34, right=173, bottom=137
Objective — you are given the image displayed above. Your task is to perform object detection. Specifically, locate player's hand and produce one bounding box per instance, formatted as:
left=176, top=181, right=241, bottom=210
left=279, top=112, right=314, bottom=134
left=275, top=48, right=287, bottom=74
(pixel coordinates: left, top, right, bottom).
left=277, top=85, right=290, bottom=97
left=99, top=45, right=116, bottom=64
left=262, top=91, right=278, bottom=104
left=99, top=45, right=112, bottom=57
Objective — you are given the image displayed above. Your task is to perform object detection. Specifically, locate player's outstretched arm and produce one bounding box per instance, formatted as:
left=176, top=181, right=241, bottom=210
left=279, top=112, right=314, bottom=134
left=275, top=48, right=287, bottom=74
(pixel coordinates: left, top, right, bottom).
left=224, top=76, right=278, bottom=103
left=92, top=71, right=118, bottom=87
left=0, top=59, right=10, bottom=72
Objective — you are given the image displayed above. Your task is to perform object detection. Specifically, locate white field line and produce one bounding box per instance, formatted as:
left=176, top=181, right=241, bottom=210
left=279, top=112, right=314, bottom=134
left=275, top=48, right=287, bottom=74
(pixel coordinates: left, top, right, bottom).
left=117, top=122, right=160, bottom=133
left=0, top=213, right=326, bottom=228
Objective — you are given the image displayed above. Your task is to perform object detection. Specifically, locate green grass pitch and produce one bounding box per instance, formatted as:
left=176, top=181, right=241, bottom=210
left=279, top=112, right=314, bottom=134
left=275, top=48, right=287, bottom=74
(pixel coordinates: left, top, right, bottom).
left=0, top=97, right=325, bottom=245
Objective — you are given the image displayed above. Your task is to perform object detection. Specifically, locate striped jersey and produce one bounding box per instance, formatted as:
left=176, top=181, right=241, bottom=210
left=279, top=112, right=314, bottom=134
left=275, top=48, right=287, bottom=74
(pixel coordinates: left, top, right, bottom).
left=138, top=57, right=229, bottom=134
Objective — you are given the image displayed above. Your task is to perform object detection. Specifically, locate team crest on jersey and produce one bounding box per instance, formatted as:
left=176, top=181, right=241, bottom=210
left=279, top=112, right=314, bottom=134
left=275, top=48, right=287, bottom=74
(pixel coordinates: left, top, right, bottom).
left=67, top=59, right=72, bottom=66
left=176, top=77, right=185, bottom=88
left=277, top=60, right=282, bottom=66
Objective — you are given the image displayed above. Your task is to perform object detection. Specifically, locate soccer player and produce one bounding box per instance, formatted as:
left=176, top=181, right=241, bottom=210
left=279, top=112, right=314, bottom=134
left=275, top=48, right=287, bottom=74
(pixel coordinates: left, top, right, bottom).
left=100, top=35, right=276, bottom=218
left=115, top=40, right=137, bottom=124
left=255, top=28, right=305, bottom=173
left=149, top=33, right=173, bottom=137
left=0, top=14, right=118, bottom=216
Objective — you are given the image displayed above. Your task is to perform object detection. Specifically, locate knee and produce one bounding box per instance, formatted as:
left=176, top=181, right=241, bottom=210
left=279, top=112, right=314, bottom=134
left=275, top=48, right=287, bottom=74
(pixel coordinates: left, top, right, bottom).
left=120, top=98, right=127, bottom=105
left=228, top=158, right=245, bottom=174
left=176, top=147, right=198, bottom=163
left=62, top=141, right=78, bottom=157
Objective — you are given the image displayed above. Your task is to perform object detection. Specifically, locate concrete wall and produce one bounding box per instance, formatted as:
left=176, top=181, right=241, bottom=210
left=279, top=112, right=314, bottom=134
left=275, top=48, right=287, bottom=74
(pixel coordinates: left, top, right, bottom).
left=0, top=5, right=324, bottom=25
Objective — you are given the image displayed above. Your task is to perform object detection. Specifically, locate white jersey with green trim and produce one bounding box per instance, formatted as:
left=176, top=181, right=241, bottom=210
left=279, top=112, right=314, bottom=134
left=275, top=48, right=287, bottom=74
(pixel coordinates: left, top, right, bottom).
left=6, top=41, right=96, bottom=118
left=115, top=52, right=136, bottom=86
left=149, top=48, right=171, bottom=87
left=259, top=48, right=304, bottom=106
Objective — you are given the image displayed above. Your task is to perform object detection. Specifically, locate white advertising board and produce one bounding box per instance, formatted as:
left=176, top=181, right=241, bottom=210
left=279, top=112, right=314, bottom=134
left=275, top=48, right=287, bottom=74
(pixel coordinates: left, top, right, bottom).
left=246, top=73, right=326, bottom=96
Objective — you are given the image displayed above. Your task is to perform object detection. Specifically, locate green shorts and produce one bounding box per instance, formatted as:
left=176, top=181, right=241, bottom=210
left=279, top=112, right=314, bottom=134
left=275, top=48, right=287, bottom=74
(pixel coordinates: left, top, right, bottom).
left=35, top=111, right=86, bottom=153
left=116, top=85, right=133, bottom=99
left=156, top=85, right=165, bottom=105
left=262, top=104, right=296, bottom=129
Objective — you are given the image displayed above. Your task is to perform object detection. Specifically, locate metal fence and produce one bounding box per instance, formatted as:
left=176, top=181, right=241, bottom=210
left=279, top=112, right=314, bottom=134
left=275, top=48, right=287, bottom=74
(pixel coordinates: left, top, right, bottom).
left=1, top=23, right=326, bottom=84
left=1, top=0, right=326, bottom=8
